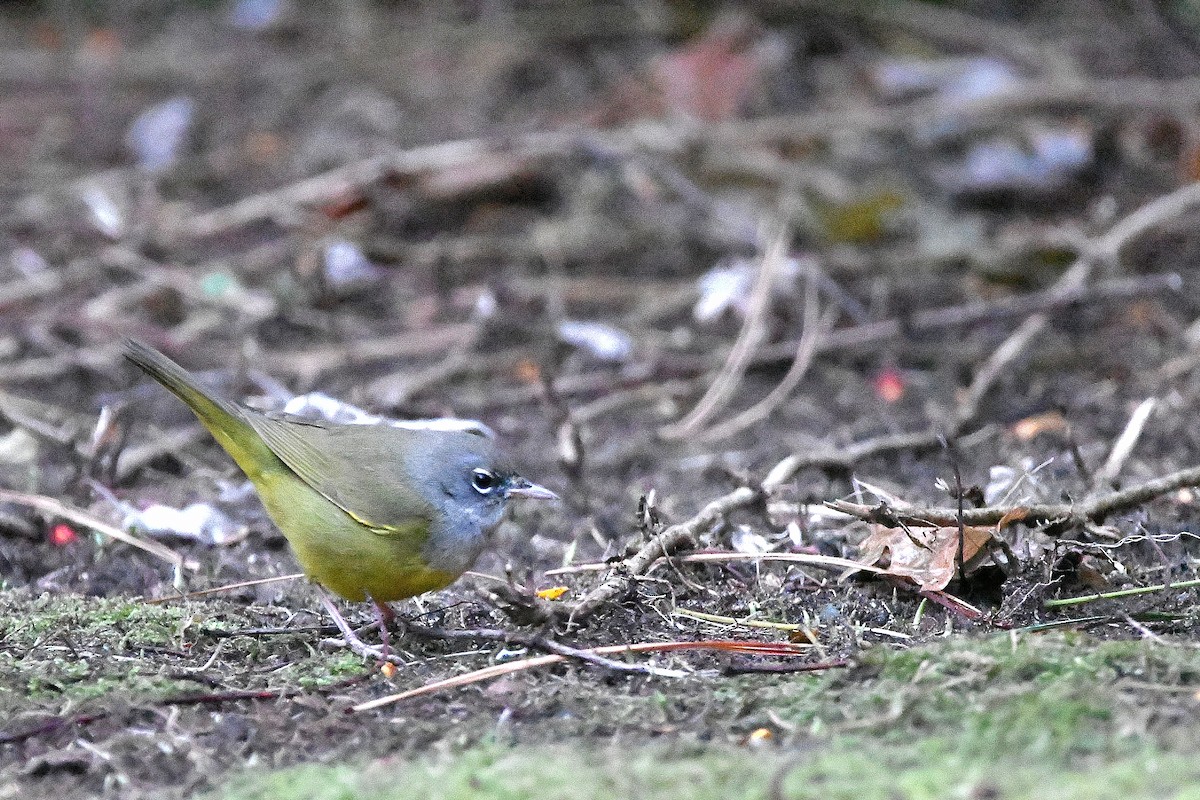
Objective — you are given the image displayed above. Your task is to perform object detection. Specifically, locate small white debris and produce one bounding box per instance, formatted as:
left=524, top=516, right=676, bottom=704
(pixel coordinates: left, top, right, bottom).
left=983, top=465, right=1019, bottom=506
left=322, top=239, right=380, bottom=293
left=80, top=184, right=126, bottom=240
left=557, top=320, right=634, bottom=362
left=731, top=524, right=773, bottom=554
left=694, top=264, right=751, bottom=324
left=128, top=502, right=238, bottom=545
left=946, top=127, right=1094, bottom=195
left=869, top=57, right=1019, bottom=102
left=282, top=392, right=495, bottom=438
left=0, top=428, right=38, bottom=465
left=785, top=521, right=804, bottom=548
left=125, top=96, right=196, bottom=171
left=693, top=255, right=806, bottom=324
left=474, top=288, right=498, bottom=319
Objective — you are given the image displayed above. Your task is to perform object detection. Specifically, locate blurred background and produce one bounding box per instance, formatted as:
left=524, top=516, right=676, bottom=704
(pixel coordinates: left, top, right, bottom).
left=5, top=0, right=1200, bottom=601
left=4, top=0, right=1200, bottom=610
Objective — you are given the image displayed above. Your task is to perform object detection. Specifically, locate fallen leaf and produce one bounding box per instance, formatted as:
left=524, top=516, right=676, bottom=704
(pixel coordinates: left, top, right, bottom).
left=1010, top=410, right=1067, bottom=441
left=857, top=524, right=994, bottom=590
left=996, top=506, right=1029, bottom=530
left=588, top=14, right=768, bottom=125
left=652, top=16, right=762, bottom=122
left=535, top=586, right=568, bottom=601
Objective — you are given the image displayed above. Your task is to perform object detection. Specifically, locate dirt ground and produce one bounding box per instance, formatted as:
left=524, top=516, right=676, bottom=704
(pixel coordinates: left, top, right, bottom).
left=3, top=2, right=1200, bottom=798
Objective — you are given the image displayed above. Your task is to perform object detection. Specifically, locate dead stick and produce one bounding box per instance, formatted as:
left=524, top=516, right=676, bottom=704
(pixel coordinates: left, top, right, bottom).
left=566, top=486, right=761, bottom=623
left=826, top=462, right=1200, bottom=529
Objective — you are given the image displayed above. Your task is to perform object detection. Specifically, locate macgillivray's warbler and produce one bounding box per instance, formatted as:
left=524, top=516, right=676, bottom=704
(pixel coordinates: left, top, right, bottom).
left=124, top=340, right=556, bottom=659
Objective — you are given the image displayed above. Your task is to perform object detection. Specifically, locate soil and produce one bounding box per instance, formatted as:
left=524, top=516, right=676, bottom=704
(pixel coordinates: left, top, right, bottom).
left=2, top=2, right=1200, bottom=798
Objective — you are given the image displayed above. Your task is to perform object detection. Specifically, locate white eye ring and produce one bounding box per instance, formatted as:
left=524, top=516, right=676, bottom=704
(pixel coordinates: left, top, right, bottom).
left=471, top=468, right=499, bottom=495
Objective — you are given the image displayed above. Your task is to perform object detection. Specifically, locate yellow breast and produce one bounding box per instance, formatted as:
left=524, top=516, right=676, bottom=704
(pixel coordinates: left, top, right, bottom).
left=253, top=470, right=457, bottom=603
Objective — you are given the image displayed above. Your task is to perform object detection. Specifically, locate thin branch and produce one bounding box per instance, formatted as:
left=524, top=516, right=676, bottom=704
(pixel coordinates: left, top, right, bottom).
left=565, top=486, right=762, bottom=623
left=826, top=462, right=1200, bottom=529
left=699, top=290, right=838, bottom=443
left=144, top=572, right=304, bottom=604
left=0, top=488, right=195, bottom=578
left=406, top=624, right=688, bottom=678
left=659, top=228, right=787, bottom=439
left=1044, top=577, right=1200, bottom=608
left=1092, top=397, right=1158, bottom=488
left=350, top=639, right=819, bottom=712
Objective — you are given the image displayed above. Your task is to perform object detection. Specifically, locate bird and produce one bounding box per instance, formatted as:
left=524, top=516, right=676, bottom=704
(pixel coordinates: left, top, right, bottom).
left=123, top=339, right=556, bottom=660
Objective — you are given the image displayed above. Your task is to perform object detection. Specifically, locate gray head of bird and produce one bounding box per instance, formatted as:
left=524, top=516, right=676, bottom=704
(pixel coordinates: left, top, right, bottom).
left=412, top=429, right=557, bottom=540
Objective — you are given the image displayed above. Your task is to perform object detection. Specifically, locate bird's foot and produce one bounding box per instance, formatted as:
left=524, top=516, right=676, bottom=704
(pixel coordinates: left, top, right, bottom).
left=318, top=592, right=404, bottom=667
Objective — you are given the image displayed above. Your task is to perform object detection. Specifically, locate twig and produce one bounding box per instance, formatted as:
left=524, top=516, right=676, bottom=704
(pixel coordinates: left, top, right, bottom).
left=405, top=622, right=692, bottom=677
left=659, top=228, right=787, bottom=439
left=1043, top=577, right=1200, bottom=608
left=673, top=608, right=814, bottom=633
left=0, top=712, right=108, bottom=745
left=0, top=341, right=126, bottom=385
left=750, top=272, right=1180, bottom=367
left=564, top=486, right=761, bottom=623
left=570, top=380, right=693, bottom=425
left=263, top=324, right=479, bottom=382
left=918, top=589, right=984, bottom=620
left=1092, top=397, right=1158, bottom=488
left=952, top=312, right=1047, bottom=430
left=698, top=292, right=838, bottom=443
left=350, top=639, right=815, bottom=712
left=942, top=436, right=967, bottom=581
left=547, top=550, right=889, bottom=577
left=826, top=462, right=1200, bottom=530
left=0, top=488, right=195, bottom=579
left=144, top=572, right=304, bottom=604
left=724, top=659, right=848, bottom=675
left=762, top=431, right=947, bottom=494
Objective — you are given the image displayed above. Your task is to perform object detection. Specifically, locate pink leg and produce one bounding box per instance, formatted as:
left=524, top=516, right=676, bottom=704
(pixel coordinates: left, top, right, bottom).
left=318, top=589, right=400, bottom=665
left=368, top=594, right=397, bottom=660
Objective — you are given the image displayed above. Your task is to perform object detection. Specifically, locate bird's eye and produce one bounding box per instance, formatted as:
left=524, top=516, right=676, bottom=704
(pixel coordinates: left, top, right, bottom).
left=471, top=468, right=498, bottom=495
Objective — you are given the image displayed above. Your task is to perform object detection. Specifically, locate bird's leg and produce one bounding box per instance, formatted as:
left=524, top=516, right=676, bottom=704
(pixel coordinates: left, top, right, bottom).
left=317, top=589, right=402, bottom=666
left=366, top=594, right=397, bottom=660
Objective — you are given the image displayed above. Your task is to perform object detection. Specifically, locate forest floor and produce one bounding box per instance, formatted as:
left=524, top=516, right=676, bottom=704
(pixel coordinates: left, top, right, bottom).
left=2, top=2, right=1200, bottom=798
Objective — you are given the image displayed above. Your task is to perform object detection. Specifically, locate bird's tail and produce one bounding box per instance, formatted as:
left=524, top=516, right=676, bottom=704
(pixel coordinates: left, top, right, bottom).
left=123, top=339, right=276, bottom=480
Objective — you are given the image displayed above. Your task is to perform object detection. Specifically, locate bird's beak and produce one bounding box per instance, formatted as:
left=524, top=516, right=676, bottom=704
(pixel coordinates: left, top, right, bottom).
left=505, top=477, right=558, bottom=501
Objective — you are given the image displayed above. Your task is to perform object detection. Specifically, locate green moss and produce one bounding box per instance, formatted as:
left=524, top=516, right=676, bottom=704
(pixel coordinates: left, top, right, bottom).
left=215, top=738, right=1200, bottom=800
left=0, top=589, right=370, bottom=706
left=0, top=591, right=196, bottom=650
left=291, top=651, right=367, bottom=688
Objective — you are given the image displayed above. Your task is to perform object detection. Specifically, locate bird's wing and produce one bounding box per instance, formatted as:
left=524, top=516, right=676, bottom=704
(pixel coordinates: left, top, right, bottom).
left=246, top=414, right=432, bottom=536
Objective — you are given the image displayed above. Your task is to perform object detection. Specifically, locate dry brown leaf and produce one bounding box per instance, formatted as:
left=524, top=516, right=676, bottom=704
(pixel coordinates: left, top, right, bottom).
left=652, top=18, right=762, bottom=122
left=588, top=15, right=766, bottom=126
left=856, top=524, right=994, bottom=591
left=1010, top=410, right=1067, bottom=441
left=996, top=506, right=1030, bottom=530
